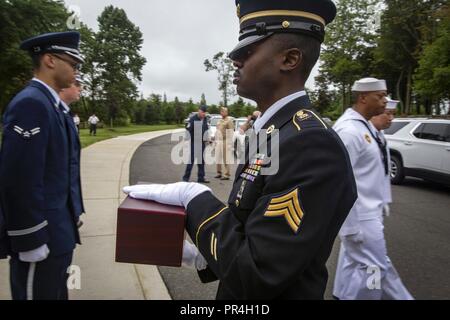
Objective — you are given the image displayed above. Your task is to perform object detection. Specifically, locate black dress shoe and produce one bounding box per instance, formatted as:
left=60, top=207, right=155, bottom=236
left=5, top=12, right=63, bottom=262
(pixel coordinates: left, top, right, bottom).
left=215, top=175, right=222, bottom=179
left=221, top=177, right=230, bottom=181
left=198, top=179, right=210, bottom=184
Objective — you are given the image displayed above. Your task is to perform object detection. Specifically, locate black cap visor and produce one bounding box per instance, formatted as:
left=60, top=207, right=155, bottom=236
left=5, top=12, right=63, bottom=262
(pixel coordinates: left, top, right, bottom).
left=229, top=33, right=273, bottom=60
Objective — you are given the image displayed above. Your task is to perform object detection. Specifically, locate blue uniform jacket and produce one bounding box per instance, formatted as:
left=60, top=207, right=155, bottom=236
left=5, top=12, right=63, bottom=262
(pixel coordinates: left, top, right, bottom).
left=0, top=80, right=80, bottom=256
left=0, top=205, right=7, bottom=259
left=62, top=105, right=85, bottom=219
left=186, top=114, right=209, bottom=146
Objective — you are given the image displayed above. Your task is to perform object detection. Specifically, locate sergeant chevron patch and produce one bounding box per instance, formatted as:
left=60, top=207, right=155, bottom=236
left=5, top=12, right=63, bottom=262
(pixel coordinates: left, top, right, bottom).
left=13, top=126, right=41, bottom=140
left=264, top=188, right=305, bottom=234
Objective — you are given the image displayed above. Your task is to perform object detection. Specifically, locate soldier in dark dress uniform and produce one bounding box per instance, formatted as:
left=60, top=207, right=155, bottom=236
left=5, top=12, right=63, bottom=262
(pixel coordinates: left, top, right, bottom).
left=124, top=0, right=357, bottom=299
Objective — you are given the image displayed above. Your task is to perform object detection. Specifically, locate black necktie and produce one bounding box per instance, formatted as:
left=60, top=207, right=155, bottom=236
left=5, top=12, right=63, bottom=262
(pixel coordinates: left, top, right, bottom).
left=357, top=120, right=389, bottom=176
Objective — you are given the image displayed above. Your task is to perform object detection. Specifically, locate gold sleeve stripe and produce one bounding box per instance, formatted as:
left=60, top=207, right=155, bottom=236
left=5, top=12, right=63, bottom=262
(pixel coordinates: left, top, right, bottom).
left=240, top=10, right=325, bottom=26
left=196, top=206, right=228, bottom=247
left=210, top=233, right=215, bottom=256
left=213, top=237, right=218, bottom=261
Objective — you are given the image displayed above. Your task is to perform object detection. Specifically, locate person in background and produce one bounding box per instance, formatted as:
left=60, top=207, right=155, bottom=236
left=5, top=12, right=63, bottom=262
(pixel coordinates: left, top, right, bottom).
left=369, top=97, right=399, bottom=217
left=59, top=74, right=86, bottom=229
left=73, top=113, right=80, bottom=133
left=214, top=107, right=234, bottom=180
left=182, top=105, right=210, bottom=183
left=88, top=113, right=99, bottom=136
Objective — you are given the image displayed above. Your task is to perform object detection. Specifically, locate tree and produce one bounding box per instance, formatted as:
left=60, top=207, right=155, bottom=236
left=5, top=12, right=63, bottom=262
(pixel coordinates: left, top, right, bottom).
left=173, top=97, right=186, bottom=124
left=319, top=0, right=379, bottom=112
left=186, top=98, right=197, bottom=114
left=208, top=105, right=220, bottom=115
left=78, top=23, right=100, bottom=105
left=414, top=5, right=450, bottom=114
left=204, top=52, right=235, bottom=108
left=164, top=104, right=176, bottom=124
left=374, top=0, right=447, bottom=114
left=144, top=94, right=162, bottom=124
left=0, top=0, right=70, bottom=113
left=200, top=93, right=207, bottom=106
left=310, top=74, right=338, bottom=115
left=95, top=6, right=146, bottom=126
left=229, top=97, right=246, bottom=117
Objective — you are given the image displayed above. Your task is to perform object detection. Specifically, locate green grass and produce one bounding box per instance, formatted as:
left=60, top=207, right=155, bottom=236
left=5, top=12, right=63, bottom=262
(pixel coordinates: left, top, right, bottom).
left=79, top=124, right=182, bottom=148
left=0, top=124, right=182, bottom=149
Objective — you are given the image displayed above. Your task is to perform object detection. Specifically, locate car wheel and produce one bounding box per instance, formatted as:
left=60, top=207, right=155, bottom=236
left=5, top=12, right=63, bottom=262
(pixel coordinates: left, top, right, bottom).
left=390, top=155, right=405, bottom=185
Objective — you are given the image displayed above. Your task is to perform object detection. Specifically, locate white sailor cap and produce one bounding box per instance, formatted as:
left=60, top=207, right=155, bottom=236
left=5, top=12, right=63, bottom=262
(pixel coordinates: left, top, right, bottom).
left=386, top=97, right=400, bottom=110
left=352, top=77, right=387, bottom=92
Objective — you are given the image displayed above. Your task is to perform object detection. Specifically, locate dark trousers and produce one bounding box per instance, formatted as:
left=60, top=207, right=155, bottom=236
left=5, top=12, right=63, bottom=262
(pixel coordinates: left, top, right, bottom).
left=183, top=143, right=206, bottom=181
left=89, top=124, right=97, bottom=136
left=10, top=251, right=73, bottom=300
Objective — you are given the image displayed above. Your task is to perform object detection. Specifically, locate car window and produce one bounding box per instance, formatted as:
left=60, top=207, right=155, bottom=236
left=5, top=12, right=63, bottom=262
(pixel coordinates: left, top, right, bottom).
left=385, top=122, right=410, bottom=135
left=413, top=124, right=424, bottom=138
left=445, top=124, right=450, bottom=143
left=415, top=123, right=448, bottom=142
left=210, top=118, right=220, bottom=126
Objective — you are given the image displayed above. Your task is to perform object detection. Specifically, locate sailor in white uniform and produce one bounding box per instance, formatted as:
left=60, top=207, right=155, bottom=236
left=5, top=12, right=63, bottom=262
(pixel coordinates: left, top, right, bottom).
left=370, top=97, right=399, bottom=217
left=332, top=78, right=413, bottom=300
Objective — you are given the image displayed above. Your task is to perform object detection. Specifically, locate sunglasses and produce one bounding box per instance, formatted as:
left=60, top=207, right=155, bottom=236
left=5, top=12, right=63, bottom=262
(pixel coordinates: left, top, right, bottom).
left=51, top=54, right=82, bottom=71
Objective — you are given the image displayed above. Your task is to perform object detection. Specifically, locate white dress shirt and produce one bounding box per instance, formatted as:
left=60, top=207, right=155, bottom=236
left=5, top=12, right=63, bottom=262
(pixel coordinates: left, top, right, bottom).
left=253, top=91, right=306, bottom=134
left=32, top=78, right=61, bottom=107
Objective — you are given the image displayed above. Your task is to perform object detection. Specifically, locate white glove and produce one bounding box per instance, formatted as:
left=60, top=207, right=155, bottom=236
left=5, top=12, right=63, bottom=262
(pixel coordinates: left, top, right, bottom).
left=19, top=244, right=50, bottom=263
left=383, top=204, right=390, bottom=217
left=345, top=230, right=364, bottom=244
left=182, top=240, right=207, bottom=270
left=123, top=182, right=212, bottom=208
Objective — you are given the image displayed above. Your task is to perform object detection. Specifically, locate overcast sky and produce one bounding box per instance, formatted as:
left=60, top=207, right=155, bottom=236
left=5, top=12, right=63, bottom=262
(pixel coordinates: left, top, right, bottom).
left=63, top=0, right=318, bottom=105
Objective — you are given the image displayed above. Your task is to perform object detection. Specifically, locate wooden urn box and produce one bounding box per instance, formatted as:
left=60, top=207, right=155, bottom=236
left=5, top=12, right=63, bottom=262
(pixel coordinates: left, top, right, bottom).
left=115, top=196, right=186, bottom=267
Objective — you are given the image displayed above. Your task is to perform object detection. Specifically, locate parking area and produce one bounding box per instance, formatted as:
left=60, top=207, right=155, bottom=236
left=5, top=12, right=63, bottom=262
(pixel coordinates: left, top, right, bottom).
left=130, top=134, right=450, bottom=300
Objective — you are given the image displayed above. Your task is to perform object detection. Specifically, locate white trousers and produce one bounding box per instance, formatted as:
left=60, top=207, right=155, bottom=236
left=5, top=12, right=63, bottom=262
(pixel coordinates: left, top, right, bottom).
left=333, top=216, right=413, bottom=300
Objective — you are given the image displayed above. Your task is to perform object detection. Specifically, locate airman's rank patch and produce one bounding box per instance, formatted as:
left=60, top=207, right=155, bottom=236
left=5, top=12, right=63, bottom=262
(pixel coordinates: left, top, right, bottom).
left=264, top=188, right=305, bottom=234
left=13, top=126, right=40, bottom=140
left=364, top=134, right=372, bottom=144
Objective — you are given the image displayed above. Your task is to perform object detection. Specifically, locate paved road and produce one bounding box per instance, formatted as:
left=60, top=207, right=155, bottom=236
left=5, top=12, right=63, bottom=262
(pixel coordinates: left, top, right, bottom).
left=130, top=134, right=450, bottom=300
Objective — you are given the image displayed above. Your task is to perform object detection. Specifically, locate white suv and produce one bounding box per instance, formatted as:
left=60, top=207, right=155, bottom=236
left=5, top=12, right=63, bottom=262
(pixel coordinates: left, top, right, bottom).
left=385, top=118, right=450, bottom=185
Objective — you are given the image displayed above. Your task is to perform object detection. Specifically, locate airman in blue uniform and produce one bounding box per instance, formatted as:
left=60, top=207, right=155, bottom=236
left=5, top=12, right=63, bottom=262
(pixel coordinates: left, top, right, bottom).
left=0, top=31, right=84, bottom=300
